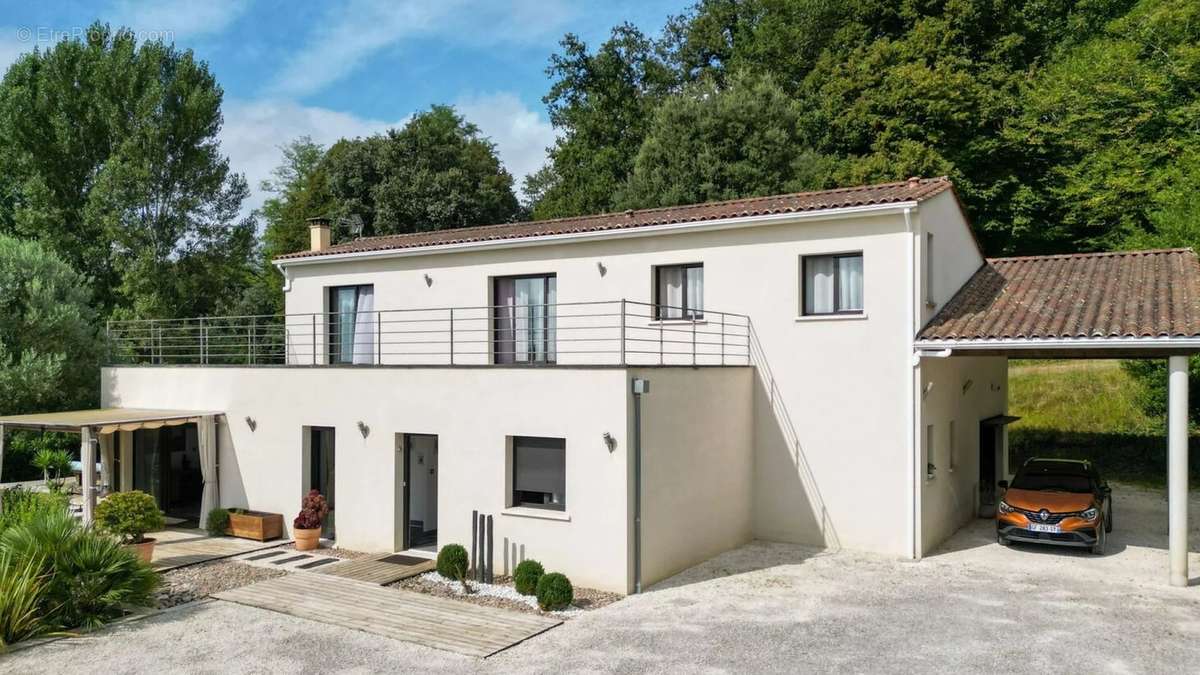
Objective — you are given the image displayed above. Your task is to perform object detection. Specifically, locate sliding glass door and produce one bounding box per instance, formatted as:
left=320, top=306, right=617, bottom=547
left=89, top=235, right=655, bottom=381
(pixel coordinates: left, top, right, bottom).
left=132, top=425, right=201, bottom=521
left=327, top=285, right=375, bottom=364
left=493, top=274, right=557, bottom=364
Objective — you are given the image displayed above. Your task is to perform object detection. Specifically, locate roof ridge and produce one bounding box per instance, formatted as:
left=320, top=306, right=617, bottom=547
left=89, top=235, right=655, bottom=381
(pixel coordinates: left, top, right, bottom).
left=987, top=248, right=1195, bottom=263
left=336, top=177, right=953, bottom=247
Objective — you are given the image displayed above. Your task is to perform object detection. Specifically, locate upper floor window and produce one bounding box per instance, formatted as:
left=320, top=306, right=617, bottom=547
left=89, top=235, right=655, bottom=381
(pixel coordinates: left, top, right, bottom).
left=802, top=253, right=863, bottom=315
left=493, top=274, right=556, bottom=364
left=327, top=285, right=374, bottom=364
left=655, top=263, right=704, bottom=320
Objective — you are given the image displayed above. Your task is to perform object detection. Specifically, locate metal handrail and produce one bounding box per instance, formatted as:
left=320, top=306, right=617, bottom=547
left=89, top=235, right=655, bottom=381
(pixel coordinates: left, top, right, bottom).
left=104, top=299, right=752, bottom=367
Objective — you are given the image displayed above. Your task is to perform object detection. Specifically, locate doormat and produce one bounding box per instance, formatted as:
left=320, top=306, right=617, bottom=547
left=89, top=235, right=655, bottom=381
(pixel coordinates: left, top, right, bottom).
left=378, top=554, right=430, bottom=566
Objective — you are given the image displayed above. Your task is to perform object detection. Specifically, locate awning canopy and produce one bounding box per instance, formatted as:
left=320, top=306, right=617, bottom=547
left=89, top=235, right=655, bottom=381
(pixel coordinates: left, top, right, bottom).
left=0, top=408, right=218, bottom=434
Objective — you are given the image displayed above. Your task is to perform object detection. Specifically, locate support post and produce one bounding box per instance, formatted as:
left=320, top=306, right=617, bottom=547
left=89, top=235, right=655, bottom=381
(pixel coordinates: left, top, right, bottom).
left=486, top=514, right=494, bottom=584
left=0, top=424, right=6, bottom=513
left=471, top=509, right=478, bottom=576
left=81, top=426, right=96, bottom=526
left=1168, top=355, right=1189, bottom=588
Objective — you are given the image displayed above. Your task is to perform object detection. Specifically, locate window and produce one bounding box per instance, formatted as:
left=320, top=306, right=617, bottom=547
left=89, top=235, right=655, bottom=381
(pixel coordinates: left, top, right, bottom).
left=925, top=232, right=935, bottom=305
left=802, top=253, right=863, bottom=315
left=925, top=424, right=936, bottom=479
left=327, top=285, right=375, bottom=364
left=511, top=436, right=566, bottom=510
left=493, top=274, right=557, bottom=364
left=655, top=263, right=704, bottom=320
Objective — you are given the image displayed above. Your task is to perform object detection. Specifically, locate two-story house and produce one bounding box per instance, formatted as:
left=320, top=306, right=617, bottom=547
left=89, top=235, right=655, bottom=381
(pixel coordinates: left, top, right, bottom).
left=4, top=176, right=1197, bottom=591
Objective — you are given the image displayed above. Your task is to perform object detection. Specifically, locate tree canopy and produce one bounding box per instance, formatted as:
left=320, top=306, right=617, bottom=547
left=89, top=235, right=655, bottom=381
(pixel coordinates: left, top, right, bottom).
left=0, top=23, right=256, bottom=319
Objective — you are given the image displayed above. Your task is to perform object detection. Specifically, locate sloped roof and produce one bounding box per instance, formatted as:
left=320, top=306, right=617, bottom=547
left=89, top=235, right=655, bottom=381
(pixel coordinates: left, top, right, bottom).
left=277, top=177, right=953, bottom=261
left=918, top=249, right=1200, bottom=343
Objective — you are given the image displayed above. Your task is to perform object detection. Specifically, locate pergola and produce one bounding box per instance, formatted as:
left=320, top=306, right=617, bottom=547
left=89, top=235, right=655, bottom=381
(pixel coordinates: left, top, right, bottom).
left=916, top=248, right=1200, bottom=587
left=0, top=408, right=220, bottom=525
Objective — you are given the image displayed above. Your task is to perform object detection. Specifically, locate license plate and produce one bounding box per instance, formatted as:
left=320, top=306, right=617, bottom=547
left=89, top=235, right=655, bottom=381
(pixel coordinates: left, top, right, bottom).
left=1027, top=523, right=1060, bottom=534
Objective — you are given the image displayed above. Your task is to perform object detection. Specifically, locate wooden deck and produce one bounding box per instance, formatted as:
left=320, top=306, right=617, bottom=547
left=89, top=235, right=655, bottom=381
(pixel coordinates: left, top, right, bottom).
left=317, top=552, right=435, bottom=584
left=151, top=528, right=286, bottom=571
left=214, top=573, right=561, bottom=657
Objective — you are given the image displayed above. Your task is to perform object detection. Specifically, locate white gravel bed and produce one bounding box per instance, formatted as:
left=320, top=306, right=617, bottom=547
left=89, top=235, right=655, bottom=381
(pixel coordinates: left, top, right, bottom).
left=416, top=571, right=584, bottom=617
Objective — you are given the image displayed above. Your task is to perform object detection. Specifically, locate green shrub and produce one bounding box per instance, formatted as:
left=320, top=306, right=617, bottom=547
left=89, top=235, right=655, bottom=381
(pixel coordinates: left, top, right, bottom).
left=0, top=509, right=159, bottom=630
left=0, top=550, right=50, bottom=651
left=205, top=508, right=231, bottom=536
left=0, top=488, right=68, bottom=534
left=513, top=559, right=544, bottom=596
left=535, top=572, right=573, bottom=611
left=436, top=544, right=468, bottom=580
left=94, top=491, right=164, bottom=545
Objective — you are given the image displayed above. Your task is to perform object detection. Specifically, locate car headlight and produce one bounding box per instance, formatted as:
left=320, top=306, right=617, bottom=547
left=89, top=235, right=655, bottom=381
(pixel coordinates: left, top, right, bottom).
left=997, top=500, right=1013, bottom=514
left=1080, top=507, right=1099, bottom=521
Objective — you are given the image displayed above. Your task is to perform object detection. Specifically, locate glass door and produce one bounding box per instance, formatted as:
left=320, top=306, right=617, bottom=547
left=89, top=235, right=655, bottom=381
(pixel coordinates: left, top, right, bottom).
left=493, top=274, right=557, bottom=364
left=309, top=427, right=335, bottom=537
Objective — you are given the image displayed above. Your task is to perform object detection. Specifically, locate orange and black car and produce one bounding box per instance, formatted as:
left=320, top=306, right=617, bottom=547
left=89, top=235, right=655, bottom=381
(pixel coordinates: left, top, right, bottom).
left=996, top=458, right=1113, bottom=555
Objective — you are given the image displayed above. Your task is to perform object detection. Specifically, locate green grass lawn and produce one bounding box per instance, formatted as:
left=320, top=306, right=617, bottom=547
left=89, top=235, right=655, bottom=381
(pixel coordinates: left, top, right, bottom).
left=1008, top=359, right=1197, bottom=488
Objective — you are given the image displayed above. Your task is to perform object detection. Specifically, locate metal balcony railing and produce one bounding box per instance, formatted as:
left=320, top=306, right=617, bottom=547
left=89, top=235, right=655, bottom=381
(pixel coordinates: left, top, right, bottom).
left=104, top=300, right=751, bottom=368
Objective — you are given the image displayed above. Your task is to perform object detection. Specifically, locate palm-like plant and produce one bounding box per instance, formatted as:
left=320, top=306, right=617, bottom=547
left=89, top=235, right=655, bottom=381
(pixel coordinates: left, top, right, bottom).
left=0, top=550, right=50, bottom=651
left=31, top=449, right=72, bottom=493
left=0, top=509, right=159, bottom=631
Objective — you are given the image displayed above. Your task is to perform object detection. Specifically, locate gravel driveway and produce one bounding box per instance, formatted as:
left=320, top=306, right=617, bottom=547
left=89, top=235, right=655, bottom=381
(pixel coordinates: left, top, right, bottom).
left=4, top=484, right=1197, bottom=674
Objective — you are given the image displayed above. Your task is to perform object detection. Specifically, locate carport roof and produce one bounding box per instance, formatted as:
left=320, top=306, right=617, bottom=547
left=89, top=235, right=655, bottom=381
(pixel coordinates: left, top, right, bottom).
left=917, top=248, right=1200, bottom=356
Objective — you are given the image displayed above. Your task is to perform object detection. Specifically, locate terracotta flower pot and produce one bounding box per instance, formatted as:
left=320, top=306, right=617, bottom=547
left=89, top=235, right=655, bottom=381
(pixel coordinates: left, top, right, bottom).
left=126, top=538, right=157, bottom=563
left=294, top=527, right=321, bottom=551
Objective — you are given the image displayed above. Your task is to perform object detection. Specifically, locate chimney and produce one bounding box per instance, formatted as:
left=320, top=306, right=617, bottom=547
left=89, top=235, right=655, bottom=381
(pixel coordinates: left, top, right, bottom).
left=308, top=216, right=331, bottom=252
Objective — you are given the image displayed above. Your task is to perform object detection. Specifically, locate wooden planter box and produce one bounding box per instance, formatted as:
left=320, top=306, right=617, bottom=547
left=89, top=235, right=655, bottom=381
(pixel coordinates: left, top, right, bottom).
left=226, top=510, right=283, bottom=542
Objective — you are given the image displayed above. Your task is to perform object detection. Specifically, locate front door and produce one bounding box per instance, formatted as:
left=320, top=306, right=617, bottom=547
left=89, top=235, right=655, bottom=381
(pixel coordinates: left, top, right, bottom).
left=132, top=425, right=201, bottom=521
left=399, top=434, right=438, bottom=551
left=979, top=422, right=999, bottom=516
left=309, top=427, right=335, bottom=538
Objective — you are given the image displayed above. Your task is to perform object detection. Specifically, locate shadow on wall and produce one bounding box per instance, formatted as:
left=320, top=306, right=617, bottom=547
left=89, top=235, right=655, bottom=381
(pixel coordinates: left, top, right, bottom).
left=748, top=323, right=840, bottom=549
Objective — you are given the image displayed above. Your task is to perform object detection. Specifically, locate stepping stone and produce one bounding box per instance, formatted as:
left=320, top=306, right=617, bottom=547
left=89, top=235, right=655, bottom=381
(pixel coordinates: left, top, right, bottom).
left=246, top=550, right=288, bottom=561
left=296, top=558, right=339, bottom=570
left=272, top=554, right=311, bottom=565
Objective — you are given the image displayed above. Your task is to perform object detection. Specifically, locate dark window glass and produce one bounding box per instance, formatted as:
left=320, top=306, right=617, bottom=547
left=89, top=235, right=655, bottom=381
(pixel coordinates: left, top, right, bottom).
left=512, top=436, right=565, bottom=510
left=493, top=275, right=556, bottom=364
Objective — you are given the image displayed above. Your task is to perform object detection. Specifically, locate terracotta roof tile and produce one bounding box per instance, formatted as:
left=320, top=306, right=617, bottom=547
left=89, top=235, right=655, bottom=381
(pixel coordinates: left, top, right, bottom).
left=277, top=177, right=952, bottom=261
left=918, top=249, right=1200, bottom=342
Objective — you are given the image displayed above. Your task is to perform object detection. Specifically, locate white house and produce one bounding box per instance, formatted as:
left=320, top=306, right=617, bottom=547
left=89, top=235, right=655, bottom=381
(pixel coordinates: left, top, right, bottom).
left=3, top=177, right=1196, bottom=592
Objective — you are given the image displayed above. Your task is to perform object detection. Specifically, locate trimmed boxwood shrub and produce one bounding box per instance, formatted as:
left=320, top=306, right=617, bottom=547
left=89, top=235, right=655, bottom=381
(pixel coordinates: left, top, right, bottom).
left=436, top=544, right=468, bottom=580
left=535, top=572, right=573, bottom=611
left=513, top=559, right=544, bottom=596
left=94, top=491, right=165, bottom=545
left=205, top=508, right=230, bottom=536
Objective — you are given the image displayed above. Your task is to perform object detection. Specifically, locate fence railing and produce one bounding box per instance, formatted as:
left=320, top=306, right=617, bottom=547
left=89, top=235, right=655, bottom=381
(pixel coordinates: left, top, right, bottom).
left=104, top=300, right=751, bottom=368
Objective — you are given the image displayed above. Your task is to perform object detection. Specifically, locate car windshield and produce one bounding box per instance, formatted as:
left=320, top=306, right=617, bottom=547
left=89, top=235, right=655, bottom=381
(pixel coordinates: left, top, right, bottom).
left=1010, top=472, right=1093, bottom=493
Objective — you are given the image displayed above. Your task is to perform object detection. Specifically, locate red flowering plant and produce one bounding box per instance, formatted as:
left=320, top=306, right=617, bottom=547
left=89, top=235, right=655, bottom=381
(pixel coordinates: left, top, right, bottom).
left=293, top=489, right=329, bottom=529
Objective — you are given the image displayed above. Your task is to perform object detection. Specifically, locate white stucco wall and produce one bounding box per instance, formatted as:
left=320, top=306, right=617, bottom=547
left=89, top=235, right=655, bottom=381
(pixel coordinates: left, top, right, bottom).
left=282, top=209, right=930, bottom=556
left=633, top=367, right=754, bottom=587
left=917, top=355, right=1008, bottom=554
left=103, top=366, right=634, bottom=592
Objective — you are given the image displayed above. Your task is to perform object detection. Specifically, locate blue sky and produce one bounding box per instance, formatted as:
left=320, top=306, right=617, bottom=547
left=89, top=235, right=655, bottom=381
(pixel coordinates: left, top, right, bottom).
left=0, top=0, right=685, bottom=212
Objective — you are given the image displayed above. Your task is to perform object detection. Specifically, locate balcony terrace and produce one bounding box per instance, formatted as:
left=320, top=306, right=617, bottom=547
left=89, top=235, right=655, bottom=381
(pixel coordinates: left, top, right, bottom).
left=104, top=300, right=751, bottom=368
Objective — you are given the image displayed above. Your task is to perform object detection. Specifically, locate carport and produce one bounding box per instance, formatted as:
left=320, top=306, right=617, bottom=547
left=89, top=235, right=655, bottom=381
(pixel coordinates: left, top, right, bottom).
left=916, top=248, right=1200, bottom=587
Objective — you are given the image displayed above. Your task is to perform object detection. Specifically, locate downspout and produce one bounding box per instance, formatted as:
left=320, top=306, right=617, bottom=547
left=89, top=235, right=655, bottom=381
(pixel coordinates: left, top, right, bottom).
left=631, top=377, right=650, bottom=594
left=904, top=206, right=919, bottom=560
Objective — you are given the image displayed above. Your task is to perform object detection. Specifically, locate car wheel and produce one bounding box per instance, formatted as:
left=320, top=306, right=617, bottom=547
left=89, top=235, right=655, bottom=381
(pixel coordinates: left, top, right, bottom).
left=1105, top=498, right=1113, bottom=534
left=1091, top=526, right=1106, bottom=555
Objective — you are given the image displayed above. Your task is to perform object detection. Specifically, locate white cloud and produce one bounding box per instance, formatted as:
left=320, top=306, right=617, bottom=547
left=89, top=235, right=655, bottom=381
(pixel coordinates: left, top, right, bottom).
left=271, top=0, right=575, bottom=97
left=220, top=92, right=555, bottom=220
left=108, top=0, right=251, bottom=42
left=219, top=98, right=407, bottom=217
left=456, top=91, right=556, bottom=187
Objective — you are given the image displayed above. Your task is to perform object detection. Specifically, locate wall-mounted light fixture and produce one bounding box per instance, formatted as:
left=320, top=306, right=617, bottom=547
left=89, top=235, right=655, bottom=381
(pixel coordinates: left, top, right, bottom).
left=357, top=420, right=370, bottom=438
left=597, top=261, right=607, bottom=277
left=961, top=379, right=974, bottom=395
left=424, top=273, right=433, bottom=287
left=922, top=381, right=934, bottom=400
left=245, top=416, right=257, bottom=431
left=603, top=432, right=616, bottom=452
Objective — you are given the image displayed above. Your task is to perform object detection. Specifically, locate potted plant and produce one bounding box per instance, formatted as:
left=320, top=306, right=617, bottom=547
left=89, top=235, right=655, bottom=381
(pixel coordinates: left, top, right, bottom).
left=94, top=490, right=166, bottom=562
left=292, top=489, right=329, bottom=551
